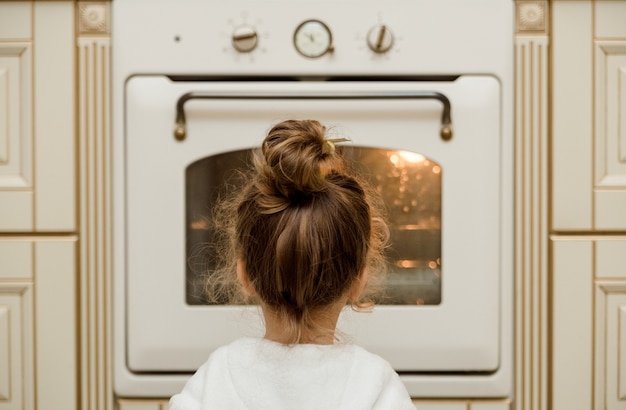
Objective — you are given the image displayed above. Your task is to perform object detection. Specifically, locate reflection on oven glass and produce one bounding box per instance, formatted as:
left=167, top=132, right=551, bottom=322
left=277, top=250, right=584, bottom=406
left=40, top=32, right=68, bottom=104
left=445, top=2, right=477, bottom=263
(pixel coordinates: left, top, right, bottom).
left=185, top=146, right=442, bottom=306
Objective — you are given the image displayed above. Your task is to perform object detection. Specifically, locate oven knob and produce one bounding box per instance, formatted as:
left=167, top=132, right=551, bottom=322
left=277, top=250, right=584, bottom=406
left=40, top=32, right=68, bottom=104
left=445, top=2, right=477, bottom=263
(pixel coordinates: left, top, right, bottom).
left=367, top=24, right=394, bottom=53
left=231, top=25, right=258, bottom=53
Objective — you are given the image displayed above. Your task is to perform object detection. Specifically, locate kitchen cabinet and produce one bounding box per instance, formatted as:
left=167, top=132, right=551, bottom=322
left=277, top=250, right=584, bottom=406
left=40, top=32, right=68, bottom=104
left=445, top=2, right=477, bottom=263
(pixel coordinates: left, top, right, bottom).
left=0, top=2, right=76, bottom=232
left=552, top=237, right=626, bottom=410
left=551, top=2, right=626, bottom=410
left=0, top=238, right=77, bottom=410
left=0, top=2, right=77, bottom=410
left=549, top=2, right=626, bottom=409
left=552, top=1, right=626, bottom=231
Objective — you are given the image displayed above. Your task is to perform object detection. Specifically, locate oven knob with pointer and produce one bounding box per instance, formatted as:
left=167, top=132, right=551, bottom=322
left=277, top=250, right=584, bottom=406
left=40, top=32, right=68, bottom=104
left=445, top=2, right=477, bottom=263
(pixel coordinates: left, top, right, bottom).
left=231, top=25, right=258, bottom=53
left=367, top=24, right=394, bottom=53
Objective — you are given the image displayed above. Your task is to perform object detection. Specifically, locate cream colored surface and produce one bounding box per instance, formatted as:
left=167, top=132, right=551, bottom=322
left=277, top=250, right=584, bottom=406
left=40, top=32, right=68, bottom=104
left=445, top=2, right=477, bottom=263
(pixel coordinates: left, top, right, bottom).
left=0, top=1, right=75, bottom=232
left=0, top=238, right=77, bottom=410
left=0, top=237, right=76, bottom=410
left=117, top=401, right=169, bottom=410
left=595, top=1, right=626, bottom=38
left=551, top=239, right=593, bottom=410
left=551, top=0, right=593, bottom=230
left=0, top=2, right=30, bottom=39
left=33, top=2, right=75, bottom=231
left=470, top=402, right=512, bottom=410
left=551, top=2, right=626, bottom=409
left=413, top=402, right=466, bottom=410
left=35, top=239, right=77, bottom=409
left=551, top=235, right=626, bottom=410
left=0, top=2, right=77, bottom=410
left=596, top=238, right=626, bottom=278
left=552, top=1, right=626, bottom=231
left=0, top=240, right=31, bottom=279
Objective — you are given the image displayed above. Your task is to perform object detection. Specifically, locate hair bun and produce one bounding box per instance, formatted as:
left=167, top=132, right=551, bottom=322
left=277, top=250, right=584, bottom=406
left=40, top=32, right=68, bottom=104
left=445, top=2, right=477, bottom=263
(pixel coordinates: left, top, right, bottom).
left=259, top=120, right=345, bottom=199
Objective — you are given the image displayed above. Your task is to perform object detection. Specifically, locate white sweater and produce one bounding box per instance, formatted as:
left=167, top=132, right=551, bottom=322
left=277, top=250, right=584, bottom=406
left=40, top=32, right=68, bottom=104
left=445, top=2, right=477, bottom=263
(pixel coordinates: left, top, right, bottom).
left=169, top=337, right=415, bottom=410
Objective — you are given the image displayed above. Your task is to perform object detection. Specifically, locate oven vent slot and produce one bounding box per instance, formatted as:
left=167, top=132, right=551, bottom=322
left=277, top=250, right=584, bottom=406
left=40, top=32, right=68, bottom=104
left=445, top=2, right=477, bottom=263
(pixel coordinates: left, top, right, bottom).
left=166, top=74, right=461, bottom=83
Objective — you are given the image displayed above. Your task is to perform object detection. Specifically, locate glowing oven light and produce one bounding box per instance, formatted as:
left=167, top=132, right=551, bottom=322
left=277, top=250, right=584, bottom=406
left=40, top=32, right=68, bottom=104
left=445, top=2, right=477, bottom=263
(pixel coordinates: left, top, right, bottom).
left=389, top=151, right=426, bottom=166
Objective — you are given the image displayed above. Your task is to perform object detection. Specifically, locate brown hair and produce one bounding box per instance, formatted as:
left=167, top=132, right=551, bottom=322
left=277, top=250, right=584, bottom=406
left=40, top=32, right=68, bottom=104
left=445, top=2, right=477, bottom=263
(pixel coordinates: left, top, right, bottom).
left=206, top=119, right=388, bottom=343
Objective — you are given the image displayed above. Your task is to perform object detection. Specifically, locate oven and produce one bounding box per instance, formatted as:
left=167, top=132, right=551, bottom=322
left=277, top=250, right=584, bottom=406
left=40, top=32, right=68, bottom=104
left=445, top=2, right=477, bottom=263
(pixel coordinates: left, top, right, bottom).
left=112, top=0, right=514, bottom=399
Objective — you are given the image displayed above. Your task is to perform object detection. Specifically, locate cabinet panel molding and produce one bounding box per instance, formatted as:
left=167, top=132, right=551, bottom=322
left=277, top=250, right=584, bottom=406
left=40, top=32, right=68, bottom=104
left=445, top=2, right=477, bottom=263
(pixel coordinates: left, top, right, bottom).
left=617, top=303, right=626, bottom=403
left=0, top=43, right=32, bottom=189
left=0, top=43, right=33, bottom=231
left=0, top=283, right=34, bottom=410
left=0, top=306, right=8, bottom=400
left=595, top=281, right=626, bottom=409
left=594, top=42, right=626, bottom=229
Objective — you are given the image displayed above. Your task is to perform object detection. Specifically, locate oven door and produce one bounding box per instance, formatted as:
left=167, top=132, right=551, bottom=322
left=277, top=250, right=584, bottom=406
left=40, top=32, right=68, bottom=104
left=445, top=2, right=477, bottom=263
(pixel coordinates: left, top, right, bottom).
left=118, top=76, right=510, bottom=396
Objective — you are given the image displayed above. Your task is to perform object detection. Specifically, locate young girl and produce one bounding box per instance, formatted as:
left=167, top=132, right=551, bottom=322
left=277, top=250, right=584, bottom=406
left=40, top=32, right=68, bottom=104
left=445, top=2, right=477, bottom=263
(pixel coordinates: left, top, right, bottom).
left=169, top=119, right=414, bottom=409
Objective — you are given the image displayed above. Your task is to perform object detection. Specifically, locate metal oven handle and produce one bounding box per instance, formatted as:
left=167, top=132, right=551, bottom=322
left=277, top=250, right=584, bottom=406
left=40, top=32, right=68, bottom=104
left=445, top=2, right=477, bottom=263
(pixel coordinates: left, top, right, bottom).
left=173, top=90, right=453, bottom=141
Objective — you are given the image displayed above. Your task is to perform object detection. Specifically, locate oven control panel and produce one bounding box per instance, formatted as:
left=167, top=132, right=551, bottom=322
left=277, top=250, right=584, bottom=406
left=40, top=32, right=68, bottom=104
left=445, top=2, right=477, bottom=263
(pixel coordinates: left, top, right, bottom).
left=231, top=19, right=395, bottom=57
left=113, top=1, right=512, bottom=89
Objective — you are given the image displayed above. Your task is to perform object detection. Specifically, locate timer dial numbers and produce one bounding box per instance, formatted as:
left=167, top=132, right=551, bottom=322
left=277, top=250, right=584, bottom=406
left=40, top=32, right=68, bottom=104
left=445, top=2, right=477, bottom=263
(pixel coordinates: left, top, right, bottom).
left=293, top=19, right=334, bottom=58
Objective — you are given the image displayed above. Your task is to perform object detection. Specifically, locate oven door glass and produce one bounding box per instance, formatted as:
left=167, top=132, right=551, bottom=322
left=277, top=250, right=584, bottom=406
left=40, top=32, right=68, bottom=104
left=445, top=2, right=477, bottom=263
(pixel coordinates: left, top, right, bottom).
left=186, top=146, right=442, bottom=306
left=124, top=76, right=503, bottom=374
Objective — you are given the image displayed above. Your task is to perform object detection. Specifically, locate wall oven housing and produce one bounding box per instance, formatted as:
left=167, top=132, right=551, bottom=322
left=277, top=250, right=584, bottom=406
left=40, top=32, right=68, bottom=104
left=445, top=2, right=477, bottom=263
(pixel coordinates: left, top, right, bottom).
left=112, top=0, right=514, bottom=399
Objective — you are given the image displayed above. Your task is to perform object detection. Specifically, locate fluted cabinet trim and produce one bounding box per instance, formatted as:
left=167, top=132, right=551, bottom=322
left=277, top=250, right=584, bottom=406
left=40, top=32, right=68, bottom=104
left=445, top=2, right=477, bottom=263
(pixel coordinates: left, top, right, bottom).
left=514, top=32, right=549, bottom=410
left=77, top=33, right=112, bottom=410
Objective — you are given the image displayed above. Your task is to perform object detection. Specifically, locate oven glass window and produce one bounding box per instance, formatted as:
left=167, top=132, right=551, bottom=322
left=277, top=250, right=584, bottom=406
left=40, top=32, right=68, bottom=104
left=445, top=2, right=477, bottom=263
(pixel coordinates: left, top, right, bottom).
left=186, top=146, right=441, bottom=305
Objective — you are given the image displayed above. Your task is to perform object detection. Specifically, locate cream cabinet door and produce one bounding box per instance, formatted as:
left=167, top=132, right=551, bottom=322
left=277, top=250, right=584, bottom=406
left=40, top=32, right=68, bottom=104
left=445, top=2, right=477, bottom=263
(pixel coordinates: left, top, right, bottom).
left=552, top=236, right=626, bottom=410
left=0, top=2, right=75, bottom=232
left=594, top=238, right=626, bottom=409
left=0, top=237, right=77, bottom=410
left=552, top=1, right=626, bottom=231
left=0, top=281, right=33, bottom=410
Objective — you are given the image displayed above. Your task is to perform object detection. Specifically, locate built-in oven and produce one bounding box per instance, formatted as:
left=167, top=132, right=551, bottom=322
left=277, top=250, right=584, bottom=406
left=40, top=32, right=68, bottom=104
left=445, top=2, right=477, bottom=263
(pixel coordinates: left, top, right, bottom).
left=112, top=0, right=513, bottom=399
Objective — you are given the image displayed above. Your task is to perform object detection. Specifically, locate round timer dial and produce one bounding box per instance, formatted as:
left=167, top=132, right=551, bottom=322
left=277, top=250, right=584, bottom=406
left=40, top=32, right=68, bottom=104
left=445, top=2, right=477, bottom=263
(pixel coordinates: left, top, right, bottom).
left=293, top=19, right=334, bottom=58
